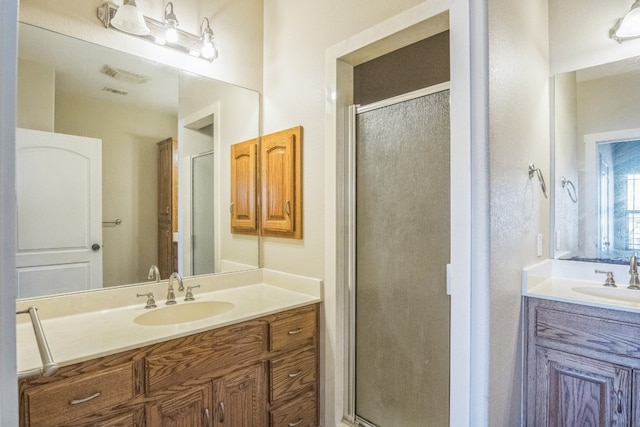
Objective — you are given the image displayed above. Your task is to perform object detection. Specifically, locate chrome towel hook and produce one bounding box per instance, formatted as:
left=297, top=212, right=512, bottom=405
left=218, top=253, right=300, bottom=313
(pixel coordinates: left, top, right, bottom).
left=561, top=176, right=577, bottom=203
left=528, top=164, right=548, bottom=199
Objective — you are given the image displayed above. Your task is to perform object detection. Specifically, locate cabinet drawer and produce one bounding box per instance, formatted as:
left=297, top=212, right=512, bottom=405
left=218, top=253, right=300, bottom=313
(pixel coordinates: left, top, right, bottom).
left=534, top=305, right=640, bottom=358
left=270, top=306, right=316, bottom=352
left=145, top=320, right=265, bottom=393
left=270, top=346, right=317, bottom=403
left=270, top=391, right=317, bottom=427
left=24, top=363, right=135, bottom=427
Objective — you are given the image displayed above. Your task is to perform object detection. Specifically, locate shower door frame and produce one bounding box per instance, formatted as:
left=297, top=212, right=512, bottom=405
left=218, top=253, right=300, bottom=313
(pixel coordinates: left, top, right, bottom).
left=345, top=82, right=451, bottom=425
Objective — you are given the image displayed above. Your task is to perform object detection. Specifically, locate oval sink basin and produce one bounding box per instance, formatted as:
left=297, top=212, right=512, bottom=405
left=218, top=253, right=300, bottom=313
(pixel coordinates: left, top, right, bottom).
left=572, top=286, right=640, bottom=304
left=134, top=301, right=234, bottom=326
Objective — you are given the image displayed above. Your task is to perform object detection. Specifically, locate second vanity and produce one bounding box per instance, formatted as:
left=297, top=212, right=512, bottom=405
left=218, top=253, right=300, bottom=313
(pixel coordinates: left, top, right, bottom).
left=522, top=260, right=640, bottom=426
left=16, top=269, right=322, bottom=427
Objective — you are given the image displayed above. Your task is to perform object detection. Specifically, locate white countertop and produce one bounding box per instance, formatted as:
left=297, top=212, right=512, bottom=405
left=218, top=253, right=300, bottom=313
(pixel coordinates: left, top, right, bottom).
left=16, top=269, right=322, bottom=376
left=522, top=259, right=640, bottom=313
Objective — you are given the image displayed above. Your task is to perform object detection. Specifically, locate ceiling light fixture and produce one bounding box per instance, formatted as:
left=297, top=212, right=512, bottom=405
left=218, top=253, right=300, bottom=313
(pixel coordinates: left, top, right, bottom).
left=97, top=2, right=219, bottom=62
left=610, top=0, right=640, bottom=43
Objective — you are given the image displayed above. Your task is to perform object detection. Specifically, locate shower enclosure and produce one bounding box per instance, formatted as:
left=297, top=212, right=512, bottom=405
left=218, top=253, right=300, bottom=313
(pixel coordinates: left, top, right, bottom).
left=352, top=86, right=451, bottom=427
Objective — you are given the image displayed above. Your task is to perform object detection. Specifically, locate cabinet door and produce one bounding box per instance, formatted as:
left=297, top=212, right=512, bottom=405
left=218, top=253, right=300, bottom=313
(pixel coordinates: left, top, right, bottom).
left=212, top=364, right=267, bottom=427
left=157, top=138, right=177, bottom=223
left=260, top=126, right=302, bottom=239
left=146, top=384, right=212, bottom=427
left=534, top=347, right=631, bottom=427
left=230, top=139, right=258, bottom=234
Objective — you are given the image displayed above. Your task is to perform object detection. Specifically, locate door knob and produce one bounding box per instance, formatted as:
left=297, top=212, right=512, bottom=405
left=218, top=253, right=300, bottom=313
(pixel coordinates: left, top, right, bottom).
left=91, top=243, right=101, bottom=251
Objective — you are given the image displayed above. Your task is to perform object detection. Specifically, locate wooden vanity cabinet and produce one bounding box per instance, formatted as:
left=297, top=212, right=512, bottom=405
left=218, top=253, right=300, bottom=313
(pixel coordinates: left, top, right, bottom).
left=19, top=304, right=319, bottom=427
left=524, top=297, right=640, bottom=426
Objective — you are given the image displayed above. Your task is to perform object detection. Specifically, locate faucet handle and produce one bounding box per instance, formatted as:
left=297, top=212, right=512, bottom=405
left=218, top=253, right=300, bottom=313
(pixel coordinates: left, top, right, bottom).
left=136, top=292, right=157, bottom=309
left=184, top=285, right=201, bottom=302
left=595, top=270, right=617, bottom=287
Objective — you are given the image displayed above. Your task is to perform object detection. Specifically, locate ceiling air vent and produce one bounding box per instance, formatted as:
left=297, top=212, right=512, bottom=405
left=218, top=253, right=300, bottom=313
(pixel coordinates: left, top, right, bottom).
left=100, top=65, right=150, bottom=84
left=102, top=87, right=128, bottom=96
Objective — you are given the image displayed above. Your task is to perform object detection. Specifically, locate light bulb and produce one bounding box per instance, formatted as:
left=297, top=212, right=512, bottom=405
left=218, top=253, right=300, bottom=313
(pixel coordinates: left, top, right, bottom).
left=165, top=26, right=178, bottom=43
left=201, top=34, right=217, bottom=60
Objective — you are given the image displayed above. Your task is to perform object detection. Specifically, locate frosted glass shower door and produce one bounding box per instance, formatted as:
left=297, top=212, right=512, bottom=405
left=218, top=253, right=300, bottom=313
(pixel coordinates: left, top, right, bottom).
left=355, top=89, right=450, bottom=427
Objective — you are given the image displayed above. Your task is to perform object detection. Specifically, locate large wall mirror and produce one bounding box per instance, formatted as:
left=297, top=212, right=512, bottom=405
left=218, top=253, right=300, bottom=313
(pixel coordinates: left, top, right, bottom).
left=553, top=59, right=640, bottom=263
left=550, top=0, right=640, bottom=264
left=16, top=23, right=260, bottom=299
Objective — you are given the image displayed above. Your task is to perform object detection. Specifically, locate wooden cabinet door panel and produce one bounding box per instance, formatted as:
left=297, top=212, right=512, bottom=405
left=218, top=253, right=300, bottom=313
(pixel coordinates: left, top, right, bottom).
left=230, top=139, right=258, bottom=234
left=535, top=347, right=631, bottom=427
left=146, top=384, right=212, bottom=427
left=212, top=364, right=267, bottom=427
left=260, top=126, right=302, bottom=239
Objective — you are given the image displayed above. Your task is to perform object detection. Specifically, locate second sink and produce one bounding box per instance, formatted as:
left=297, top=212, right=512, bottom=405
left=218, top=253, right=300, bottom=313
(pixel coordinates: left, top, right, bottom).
left=134, top=301, right=235, bottom=326
left=573, top=286, right=640, bottom=304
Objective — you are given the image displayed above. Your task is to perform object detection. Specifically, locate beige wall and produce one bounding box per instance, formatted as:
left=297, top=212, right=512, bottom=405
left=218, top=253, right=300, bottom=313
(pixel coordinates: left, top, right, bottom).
left=55, top=92, right=177, bottom=287
left=17, top=59, right=55, bottom=131
left=488, top=0, right=549, bottom=424
left=261, top=0, right=425, bottom=280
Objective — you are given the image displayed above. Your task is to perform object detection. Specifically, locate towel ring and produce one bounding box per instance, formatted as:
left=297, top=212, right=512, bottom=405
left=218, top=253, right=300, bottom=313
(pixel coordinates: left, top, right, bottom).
left=561, top=176, right=577, bottom=203
left=529, top=164, right=548, bottom=199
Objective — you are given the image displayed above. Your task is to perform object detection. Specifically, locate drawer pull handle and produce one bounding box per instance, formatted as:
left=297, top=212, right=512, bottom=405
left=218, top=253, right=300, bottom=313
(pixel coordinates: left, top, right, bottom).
left=288, top=328, right=303, bottom=335
left=288, top=418, right=303, bottom=427
left=617, top=390, right=623, bottom=414
left=288, top=369, right=303, bottom=378
left=69, top=391, right=101, bottom=405
left=204, top=408, right=212, bottom=427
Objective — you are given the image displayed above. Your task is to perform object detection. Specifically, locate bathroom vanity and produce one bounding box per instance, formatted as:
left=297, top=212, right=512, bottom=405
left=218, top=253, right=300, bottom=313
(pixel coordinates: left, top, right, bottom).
left=523, top=260, right=640, bottom=426
left=16, top=271, right=321, bottom=427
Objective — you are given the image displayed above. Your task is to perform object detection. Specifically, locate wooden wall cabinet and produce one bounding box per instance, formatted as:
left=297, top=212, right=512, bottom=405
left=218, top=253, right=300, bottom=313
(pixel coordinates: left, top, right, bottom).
left=260, top=126, right=303, bottom=239
left=19, top=304, right=319, bottom=427
left=157, top=137, right=178, bottom=278
left=524, top=297, right=640, bottom=426
left=230, top=138, right=258, bottom=235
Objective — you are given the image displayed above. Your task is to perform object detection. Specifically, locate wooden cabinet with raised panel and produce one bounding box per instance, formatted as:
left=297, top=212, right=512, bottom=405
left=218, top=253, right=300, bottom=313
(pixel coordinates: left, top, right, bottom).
left=19, top=304, right=319, bottom=427
left=260, top=126, right=302, bottom=239
left=147, top=384, right=212, bottom=426
left=524, top=297, right=640, bottom=426
left=212, top=364, right=267, bottom=427
left=230, top=138, right=258, bottom=235
left=157, top=137, right=178, bottom=279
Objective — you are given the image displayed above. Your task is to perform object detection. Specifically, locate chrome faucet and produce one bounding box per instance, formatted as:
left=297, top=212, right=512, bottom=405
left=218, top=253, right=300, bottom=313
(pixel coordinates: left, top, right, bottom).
left=147, top=265, right=161, bottom=282
left=166, top=272, right=185, bottom=305
left=629, top=254, right=640, bottom=290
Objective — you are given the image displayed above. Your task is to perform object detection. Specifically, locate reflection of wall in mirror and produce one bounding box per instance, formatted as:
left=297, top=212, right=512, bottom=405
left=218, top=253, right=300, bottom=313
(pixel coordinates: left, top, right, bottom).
left=18, top=57, right=179, bottom=287
left=554, top=66, right=640, bottom=259
left=56, top=94, right=178, bottom=287
left=553, top=72, right=579, bottom=258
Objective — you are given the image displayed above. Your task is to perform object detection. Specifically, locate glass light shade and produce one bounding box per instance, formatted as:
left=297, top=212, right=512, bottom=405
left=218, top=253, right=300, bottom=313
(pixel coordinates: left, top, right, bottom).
left=111, top=3, right=150, bottom=36
left=616, top=2, right=640, bottom=38
left=201, top=36, right=218, bottom=61
left=165, top=26, right=178, bottom=43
